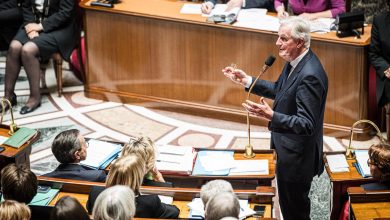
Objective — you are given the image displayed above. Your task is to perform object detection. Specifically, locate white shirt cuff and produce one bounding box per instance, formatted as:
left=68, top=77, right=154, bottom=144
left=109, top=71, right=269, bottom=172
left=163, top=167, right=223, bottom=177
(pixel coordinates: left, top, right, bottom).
left=245, top=77, right=252, bottom=88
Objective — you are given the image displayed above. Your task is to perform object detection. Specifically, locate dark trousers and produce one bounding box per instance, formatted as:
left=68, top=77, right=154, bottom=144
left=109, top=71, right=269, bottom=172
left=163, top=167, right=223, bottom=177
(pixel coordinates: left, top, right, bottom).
left=277, top=179, right=312, bottom=220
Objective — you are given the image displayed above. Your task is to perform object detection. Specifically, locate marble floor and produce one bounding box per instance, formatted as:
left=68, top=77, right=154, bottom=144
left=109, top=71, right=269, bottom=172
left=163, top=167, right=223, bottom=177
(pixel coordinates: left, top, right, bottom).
left=0, top=56, right=383, bottom=219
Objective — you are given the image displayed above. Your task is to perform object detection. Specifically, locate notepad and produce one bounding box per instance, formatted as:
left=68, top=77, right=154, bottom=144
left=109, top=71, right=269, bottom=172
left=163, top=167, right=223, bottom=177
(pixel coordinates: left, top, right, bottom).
left=29, top=188, right=60, bottom=206
left=326, top=154, right=349, bottom=173
left=156, top=145, right=197, bottom=175
left=3, top=127, right=37, bottom=148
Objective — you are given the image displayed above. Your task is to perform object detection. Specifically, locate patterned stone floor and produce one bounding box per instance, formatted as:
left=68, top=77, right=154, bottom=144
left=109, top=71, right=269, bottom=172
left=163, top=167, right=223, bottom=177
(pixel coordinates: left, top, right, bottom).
left=0, top=56, right=384, bottom=219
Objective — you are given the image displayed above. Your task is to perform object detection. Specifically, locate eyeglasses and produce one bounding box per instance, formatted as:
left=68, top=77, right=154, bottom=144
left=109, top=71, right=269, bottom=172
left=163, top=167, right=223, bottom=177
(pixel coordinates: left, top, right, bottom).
left=367, top=158, right=374, bottom=167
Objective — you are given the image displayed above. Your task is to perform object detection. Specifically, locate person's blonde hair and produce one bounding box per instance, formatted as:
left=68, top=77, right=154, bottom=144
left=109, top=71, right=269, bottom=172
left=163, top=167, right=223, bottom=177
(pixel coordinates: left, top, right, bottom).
left=0, top=200, right=31, bottom=220
left=122, top=137, right=156, bottom=172
left=368, top=142, right=390, bottom=180
left=106, top=154, right=146, bottom=193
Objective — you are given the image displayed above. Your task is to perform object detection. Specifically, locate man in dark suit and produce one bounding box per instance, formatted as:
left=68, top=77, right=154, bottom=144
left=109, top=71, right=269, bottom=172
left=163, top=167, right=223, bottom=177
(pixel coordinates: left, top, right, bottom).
left=223, top=16, right=328, bottom=220
left=43, top=129, right=106, bottom=182
left=369, top=5, right=390, bottom=141
left=201, top=0, right=274, bottom=14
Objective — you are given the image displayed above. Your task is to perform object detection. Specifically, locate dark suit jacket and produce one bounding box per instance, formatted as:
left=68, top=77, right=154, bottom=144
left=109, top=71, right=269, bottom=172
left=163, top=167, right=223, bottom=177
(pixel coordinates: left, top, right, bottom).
left=249, top=49, right=328, bottom=183
left=0, top=0, right=22, bottom=50
left=207, top=0, right=274, bottom=11
left=361, top=181, right=390, bottom=191
left=42, top=163, right=107, bottom=182
left=87, top=186, right=180, bottom=218
left=19, top=0, right=78, bottom=60
left=369, top=12, right=390, bottom=107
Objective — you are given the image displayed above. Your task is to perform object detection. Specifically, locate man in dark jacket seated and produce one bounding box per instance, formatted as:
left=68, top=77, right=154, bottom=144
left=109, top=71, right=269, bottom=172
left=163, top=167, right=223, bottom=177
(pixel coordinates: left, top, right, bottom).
left=43, top=129, right=106, bottom=182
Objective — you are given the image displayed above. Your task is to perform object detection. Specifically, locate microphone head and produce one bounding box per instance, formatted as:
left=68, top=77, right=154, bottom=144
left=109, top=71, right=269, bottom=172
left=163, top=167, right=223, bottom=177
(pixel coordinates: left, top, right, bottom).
left=265, top=55, right=276, bottom=67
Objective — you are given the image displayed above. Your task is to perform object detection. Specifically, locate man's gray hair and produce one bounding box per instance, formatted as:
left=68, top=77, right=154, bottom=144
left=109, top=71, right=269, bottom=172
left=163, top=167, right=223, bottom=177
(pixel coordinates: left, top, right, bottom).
left=280, top=16, right=311, bottom=48
left=200, top=180, right=234, bottom=206
left=205, top=192, right=240, bottom=220
left=93, top=185, right=136, bottom=220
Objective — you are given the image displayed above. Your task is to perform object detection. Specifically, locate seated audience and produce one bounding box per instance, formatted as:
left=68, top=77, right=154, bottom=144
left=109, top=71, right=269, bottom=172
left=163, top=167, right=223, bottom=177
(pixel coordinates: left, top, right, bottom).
left=201, top=0, right=274, bottom=14
left=43, top=129, right=106, bottom=182
left=50, top=196, right=89, bottom=220
left=339, top=142, right=390, bottom=220
left=363, top=142, right=390, bottom=189
left=87, top=155, right=180, bottom=218
left=122, top=136, right=172, bottom=187
left=274, top=0, right=345, bottom=20
left=0, top=200, right=31, bottom=220
left=92, top=185, right=136, bottom=220
left=205, top=192, right=240, bottom=220
left=200, top=179, right=234, bottom=206
left=0, top=0, right=22, bottom=51
left=1, top=164, right=37, bottom=204
left=2, top=0, right=78, bottom=114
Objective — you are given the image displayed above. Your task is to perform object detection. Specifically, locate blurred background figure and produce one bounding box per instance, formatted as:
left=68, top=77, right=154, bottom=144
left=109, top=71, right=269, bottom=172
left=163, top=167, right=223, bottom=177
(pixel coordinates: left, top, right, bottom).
left=0, top=200, right=31, bottom=220
left=50, top=196, right=89, bottom=220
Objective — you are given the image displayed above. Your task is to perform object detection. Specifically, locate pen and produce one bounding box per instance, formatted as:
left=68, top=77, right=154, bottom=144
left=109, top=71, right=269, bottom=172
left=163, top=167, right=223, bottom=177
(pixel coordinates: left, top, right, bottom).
left=157, top=160, right=180, bottom=164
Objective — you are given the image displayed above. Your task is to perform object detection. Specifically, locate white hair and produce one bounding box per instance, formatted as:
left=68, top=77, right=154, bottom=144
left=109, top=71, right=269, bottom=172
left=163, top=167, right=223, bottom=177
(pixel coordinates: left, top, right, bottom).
left=200, top=180, right=234, bottom=206
left=205, top=192, right=240, bottom=220
left=280, top=16, right=311, bottom=48
left=93, top=185, right=136, bottom=220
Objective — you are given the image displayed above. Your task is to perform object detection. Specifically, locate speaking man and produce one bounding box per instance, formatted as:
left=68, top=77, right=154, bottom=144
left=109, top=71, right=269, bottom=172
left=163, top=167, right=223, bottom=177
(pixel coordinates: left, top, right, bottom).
left=222, top=16, right=328, bottom=219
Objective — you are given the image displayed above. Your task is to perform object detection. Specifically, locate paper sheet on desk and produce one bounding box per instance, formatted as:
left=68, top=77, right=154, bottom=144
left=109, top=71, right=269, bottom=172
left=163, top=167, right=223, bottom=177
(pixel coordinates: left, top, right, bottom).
left=199, top=154, right=236, bottom=171
left=234, top=14, right=280, bottom=32
left=180, top=3, right=202, bottom=14
left=206, top=4, right=240, bottom=17
left=326, top=154, right=349, bottom=173
left=229, top=160, right=269, bottom=175
left=309, top=18, right=335, bottom=33
left=355, top=150, right=371, bottom=178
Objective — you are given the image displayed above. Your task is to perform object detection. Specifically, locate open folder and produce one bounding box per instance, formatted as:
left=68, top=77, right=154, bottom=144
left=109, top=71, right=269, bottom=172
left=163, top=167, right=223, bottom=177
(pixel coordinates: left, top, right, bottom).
left=80, top=139, right=122, bottom=170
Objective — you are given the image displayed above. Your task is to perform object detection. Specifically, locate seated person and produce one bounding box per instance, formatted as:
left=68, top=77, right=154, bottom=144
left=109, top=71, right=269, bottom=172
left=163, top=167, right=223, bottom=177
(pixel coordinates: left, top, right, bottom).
left=205, top=192, right=240, bottom=220
left=274, top=0, right=345, bottom=20
left=200, top=179, right=234, bottom=206
left=92, top=185, right=135, bottom=220
left=339, top=142, right=390, bottom=220
left=122, top=136, right=172, bottom=187
left=363, top=142, right=390, bottom=190
left=50, top=196, right=89, bottom=220
left=0, top=200, right=31, bottom=220
left=0, top=0, right=22, bottom=51
left=87, top=155, right=180, bottom=218
left=43, top=129, right=106, bottom=182
left=201, top=0, right=274, bottom=14
left=1, top=164, right=37, bottom=204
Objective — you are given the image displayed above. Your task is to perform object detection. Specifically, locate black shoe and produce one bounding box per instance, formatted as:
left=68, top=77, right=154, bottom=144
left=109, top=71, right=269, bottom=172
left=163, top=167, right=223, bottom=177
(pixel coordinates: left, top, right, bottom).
left=20, top=102, right=41, bottom=115
left=0, top=94, right=17, bottom=112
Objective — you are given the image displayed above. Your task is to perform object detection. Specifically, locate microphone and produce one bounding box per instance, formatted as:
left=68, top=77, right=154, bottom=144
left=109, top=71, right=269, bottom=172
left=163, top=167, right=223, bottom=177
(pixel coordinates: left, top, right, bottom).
left=244, top=55, right=276, bottom=158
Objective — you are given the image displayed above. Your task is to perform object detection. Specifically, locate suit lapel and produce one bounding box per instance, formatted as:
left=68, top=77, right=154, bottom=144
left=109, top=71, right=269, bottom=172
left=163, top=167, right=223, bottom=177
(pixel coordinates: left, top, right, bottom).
left=273, top=50, right=313, bottom=109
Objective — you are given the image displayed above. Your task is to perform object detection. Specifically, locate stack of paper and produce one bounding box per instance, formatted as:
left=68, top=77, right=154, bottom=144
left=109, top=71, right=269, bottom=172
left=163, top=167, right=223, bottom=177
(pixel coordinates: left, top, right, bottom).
left=80, top=139, right=122, bottom=170
left=355, top=150, right=371, bottom=178
left=229, top=160, right=269, bottom=176
left=188, top=198, right=255, bottom=219
left=156, top=145, right=197, bottom=175
left=192, top=150, right=235, bottom=176
left=326, top=154, right=349, bottom=173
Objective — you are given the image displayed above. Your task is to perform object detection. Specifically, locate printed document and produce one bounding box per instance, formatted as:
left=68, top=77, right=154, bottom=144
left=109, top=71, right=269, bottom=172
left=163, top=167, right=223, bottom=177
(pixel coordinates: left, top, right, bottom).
left=326, top=154, right=349, bottom=173
left=229, top=159, right=269, bottom=175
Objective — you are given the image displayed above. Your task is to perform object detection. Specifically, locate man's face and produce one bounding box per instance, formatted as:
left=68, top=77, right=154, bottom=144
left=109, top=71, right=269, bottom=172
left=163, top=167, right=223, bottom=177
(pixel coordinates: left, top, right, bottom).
left=77, top=135, right=88, bottom=161
left=276, top=26, right=302, bottom=62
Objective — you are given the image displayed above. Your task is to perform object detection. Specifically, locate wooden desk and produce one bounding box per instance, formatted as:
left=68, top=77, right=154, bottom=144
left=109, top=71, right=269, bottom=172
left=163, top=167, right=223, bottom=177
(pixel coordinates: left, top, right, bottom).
left=324, top=154, right=376, bottom=220
left=106, top=149, right=276, bottom=187
left=80, top=0, right=371, bottom=133
left=38, top=176, right=275, bottom=219
left=348, top=186, right=390, bottom=220
left=0, top=124, right=40, bottom=170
